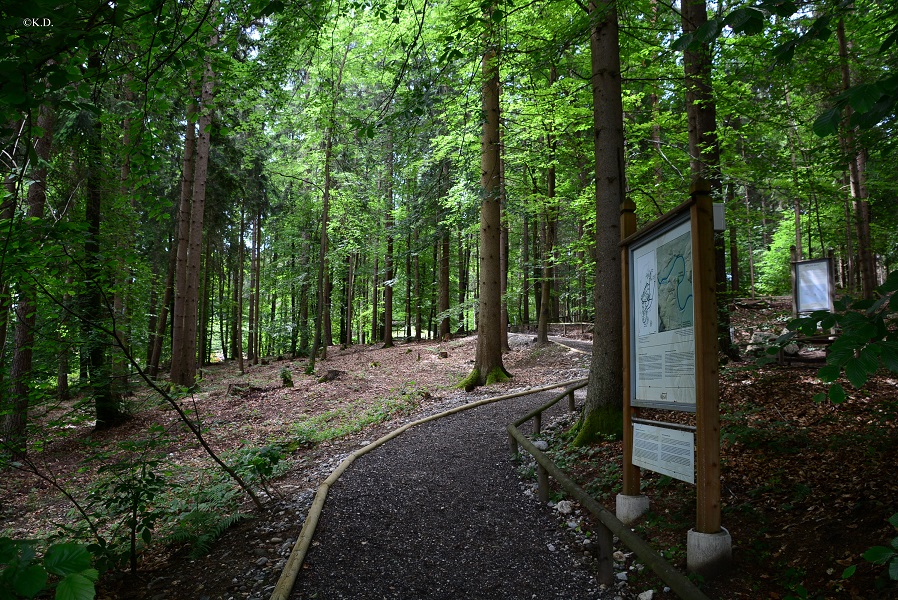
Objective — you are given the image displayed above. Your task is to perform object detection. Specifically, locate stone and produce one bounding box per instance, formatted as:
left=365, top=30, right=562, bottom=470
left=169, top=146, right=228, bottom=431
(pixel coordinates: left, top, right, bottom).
left=615, top=572, right=628, bottom=582
left=255, top=557, right=268, bottom=566
left=637, top=591, right=654, bottom=600
left=556, top=500, right=573, bottom=514
left=533, top=440, right=549, bottom=451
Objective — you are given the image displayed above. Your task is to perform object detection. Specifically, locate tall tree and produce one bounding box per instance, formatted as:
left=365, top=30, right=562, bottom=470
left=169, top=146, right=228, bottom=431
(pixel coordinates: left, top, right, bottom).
left=1, top=105, right=53, bottom=456
left=461, top=2, right=509, bottom=389
left=574, top=0, right=626, bottom=445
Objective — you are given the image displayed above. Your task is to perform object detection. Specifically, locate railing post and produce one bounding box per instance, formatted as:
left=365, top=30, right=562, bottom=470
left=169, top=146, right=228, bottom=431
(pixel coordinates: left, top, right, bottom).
left=533, top=413, right=541, bottom=435
left=567, top=390, right=575, bottom=412
left=508, top=433, right=518, bottom=457
left=595, top=522, right=614, bottom=585
left=537, top=464, right=549, bottom=503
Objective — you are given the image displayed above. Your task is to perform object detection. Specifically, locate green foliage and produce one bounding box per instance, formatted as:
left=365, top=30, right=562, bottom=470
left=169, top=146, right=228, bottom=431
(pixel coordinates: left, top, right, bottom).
left=0, top=538, right=97, bottom=600
left=279, top=367, right=293, bottom=387
left=287, top=384, right=425, bottom=449
left=571, top=405, right=623, bottom=447
left=787, top=270, right=898, bottom=403
left=862, top=513, right=898, bottom=581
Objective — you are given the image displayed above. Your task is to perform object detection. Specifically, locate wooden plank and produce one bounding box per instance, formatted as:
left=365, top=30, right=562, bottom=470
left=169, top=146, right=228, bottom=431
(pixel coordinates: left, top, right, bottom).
left=620, top=198, right=641, bottom=496
left=689, top=179, right=721, bottom=535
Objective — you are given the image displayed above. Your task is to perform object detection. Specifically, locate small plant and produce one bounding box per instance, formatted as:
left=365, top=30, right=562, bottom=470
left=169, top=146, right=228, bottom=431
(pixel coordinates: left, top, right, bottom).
left=0, top=538, right=98, bottom=600
left=279, top=367, right=293, bottom=388
left=785, top=269, right=897, bottom=404
left=861, top=513, right=898, bottom=581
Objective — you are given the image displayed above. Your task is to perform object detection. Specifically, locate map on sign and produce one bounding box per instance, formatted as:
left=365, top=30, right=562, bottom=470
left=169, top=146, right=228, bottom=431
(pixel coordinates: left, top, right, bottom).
left=656, top=232, right=694, bottom=332
left=631, top=217, right=696, bottom=411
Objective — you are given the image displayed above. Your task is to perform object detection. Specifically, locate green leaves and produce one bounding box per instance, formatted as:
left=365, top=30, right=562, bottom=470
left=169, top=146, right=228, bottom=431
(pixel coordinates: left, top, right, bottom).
left=787, top=270, right=897, bottom=403
left=44, top=545, right=92, bottom=577
left=0, top=539, right=97, bottom=600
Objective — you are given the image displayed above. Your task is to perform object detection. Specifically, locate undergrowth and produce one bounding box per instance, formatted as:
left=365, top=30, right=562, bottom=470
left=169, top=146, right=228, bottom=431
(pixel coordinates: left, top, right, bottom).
left=285, top=382, right=427, bottom=450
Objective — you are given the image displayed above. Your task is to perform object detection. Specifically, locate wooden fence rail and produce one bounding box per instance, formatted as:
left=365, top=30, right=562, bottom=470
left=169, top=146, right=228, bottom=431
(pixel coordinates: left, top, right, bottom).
left=507, top=384, right=712, bottom=600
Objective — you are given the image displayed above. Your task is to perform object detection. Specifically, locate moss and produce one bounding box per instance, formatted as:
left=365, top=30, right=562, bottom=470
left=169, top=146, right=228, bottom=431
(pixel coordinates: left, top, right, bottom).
left=457, top=369, right=480, bottom=390
left=571, top=405, right=623, bottom=447
left=485, top=366, right=511, bottom=385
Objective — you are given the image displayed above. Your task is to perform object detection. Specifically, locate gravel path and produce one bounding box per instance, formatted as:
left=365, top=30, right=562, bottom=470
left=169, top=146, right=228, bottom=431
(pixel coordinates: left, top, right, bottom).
left=292, top=389, right=612, bottom=600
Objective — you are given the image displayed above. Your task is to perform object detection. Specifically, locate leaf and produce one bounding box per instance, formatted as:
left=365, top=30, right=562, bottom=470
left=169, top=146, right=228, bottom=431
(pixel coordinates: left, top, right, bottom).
left=817, top=365, right=840, bottom=383
left=828, top=383, right=846, bottom=404
left=44, top=544, right=91, bottom=577
left=846, top=82, right=885, bottom=115
left=54, top=572, right=96, bottom=600
left=0, top=537, right=17, bottom=564
left=863, top=545, right=896, bottom=565
left=890, top=559, right=898, bottom=581
left=888, top=513, right=898, bottom=529
left=843, top=359, right=868, bottom=389
left=812, top=392, right=827, bottom=403
left=841, top=564, right=856, bottom=578
left=813, top=106, right=842, bottom=137
left=13, top=564, right=47, bottom=598
left=726, top=7, right=765, bottom=35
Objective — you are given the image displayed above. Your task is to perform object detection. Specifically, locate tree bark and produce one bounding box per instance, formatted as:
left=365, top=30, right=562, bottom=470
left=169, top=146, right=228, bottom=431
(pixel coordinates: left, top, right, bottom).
left=2, top=105, right=54, bottom=456
left=462, top=5, right=509, bottom=389
left=681, top=0, right=738, bottom=359
left=383, top=133, right=395, bottom=348
left=575, top=0, right=626, bottom=445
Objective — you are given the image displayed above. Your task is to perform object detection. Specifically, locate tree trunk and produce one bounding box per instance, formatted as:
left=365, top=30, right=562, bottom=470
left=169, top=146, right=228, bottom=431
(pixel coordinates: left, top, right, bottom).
left=383, top=134, right=395, bottom=348
left=2, top=105, right=54, bottom=456
left=837, top=18, right=875, bottom=297
left=461, top=5, right=509, bottom=389
left=149, top=239, right=177, bottom=378
left=575, top=0, right=625, bottom=445
left=439, top=212, right=450, bottom=337
left=681, top=0, right=738, bottom=359
left=522, top=212, right=530, bottom=325
left=168, top=96, right=196, bottom=384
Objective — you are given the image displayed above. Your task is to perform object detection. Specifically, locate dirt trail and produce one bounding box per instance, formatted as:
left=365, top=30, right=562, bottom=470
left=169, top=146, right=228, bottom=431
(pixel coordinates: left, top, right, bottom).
left=292, top=389, right=611, bottom=600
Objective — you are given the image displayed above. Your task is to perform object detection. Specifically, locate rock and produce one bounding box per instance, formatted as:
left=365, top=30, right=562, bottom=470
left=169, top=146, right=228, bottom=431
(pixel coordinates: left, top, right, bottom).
left=534, top=440, right=549, bottom=451
left=616, top=572, right=628, bottom=581
left=556, top=500, right=573, bottom=514
left=255, top=557, right=268, bottom=566
left=783, top=342, right=800, bottom=355
left=613, top=550, right=627, bottom=562
left=547, top=543, right=556, bottom=552
left=269, top=537, right=283, bottom=544
left=637, top=591, right=654, bottom=600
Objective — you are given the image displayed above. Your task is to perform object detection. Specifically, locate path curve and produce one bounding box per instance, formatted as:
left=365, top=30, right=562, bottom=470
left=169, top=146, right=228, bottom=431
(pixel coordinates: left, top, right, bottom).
left=291, top=389, right=610, bottom=599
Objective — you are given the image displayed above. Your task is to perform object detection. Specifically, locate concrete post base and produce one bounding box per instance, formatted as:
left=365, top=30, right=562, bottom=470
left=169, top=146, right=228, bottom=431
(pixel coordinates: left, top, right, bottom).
left=687, top=527, right=732, bottom=577
left=615, top=494, right=650, bottom=525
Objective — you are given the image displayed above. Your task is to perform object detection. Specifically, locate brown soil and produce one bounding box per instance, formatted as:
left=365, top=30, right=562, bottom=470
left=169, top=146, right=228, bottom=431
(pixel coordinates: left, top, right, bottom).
left=545, top=299, right=898, bottom=600
left=1, top=333, right=591, bottom=599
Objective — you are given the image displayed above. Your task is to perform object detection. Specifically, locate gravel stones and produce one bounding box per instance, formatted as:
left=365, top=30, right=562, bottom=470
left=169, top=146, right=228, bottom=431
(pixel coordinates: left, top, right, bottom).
left=293, top=391, right=606, bottom=599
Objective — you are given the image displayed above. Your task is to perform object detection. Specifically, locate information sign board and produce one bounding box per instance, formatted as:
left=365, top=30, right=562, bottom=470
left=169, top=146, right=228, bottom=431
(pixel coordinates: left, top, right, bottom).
left=794, top=258, right=834, bottom=314
left=632, top=423, right=695, bottom=484
left=630, top=216, right=696, bottom=411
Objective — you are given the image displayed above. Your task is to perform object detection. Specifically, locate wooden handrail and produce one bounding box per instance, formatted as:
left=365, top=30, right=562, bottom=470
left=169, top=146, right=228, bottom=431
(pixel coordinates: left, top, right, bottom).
left=507, top=400, right=713, bottom=600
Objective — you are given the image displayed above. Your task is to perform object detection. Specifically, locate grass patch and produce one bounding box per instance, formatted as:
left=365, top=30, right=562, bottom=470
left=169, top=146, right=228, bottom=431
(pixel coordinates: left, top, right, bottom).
left=286, top=383, right=426, bottom=449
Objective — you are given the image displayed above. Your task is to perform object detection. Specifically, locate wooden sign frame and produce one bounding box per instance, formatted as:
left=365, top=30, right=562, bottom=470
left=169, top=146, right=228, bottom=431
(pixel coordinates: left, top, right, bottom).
left=620, top=181, right=721, bottom=535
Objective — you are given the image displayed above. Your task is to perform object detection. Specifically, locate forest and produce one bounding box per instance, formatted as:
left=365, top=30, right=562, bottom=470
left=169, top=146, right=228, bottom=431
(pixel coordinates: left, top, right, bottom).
left=1, top=0, right=897, bottom=598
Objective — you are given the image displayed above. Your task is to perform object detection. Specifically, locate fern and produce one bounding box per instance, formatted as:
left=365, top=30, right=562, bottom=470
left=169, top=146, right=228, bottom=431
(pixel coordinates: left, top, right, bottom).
left=167, top=510, right=252, bottom=559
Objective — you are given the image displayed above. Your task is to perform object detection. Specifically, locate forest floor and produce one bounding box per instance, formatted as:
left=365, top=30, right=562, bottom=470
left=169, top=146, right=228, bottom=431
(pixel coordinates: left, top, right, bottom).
left=1, top=304, right=896, bottom=599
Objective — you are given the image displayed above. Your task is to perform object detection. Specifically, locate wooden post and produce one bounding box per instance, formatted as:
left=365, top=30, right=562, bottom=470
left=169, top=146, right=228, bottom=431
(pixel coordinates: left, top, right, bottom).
left=537, top=464, right=549, bottom=503
left=620, top=198, right=640, bottom=496
left=690, top=179, right=722, bottom=535
left=595, top=523, right=614, bottom=585
left=790, top=244, right=798, bottom=318
left=567, top=390, right=575, bottom=412
left=533, top=413, right=541, bottom=435
left=509, top=433, right=518, bottom=457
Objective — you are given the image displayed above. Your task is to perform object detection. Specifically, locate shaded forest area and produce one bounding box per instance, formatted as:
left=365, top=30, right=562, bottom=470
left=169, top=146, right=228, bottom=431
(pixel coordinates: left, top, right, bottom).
left=1, top=0, right=897, bottom=598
